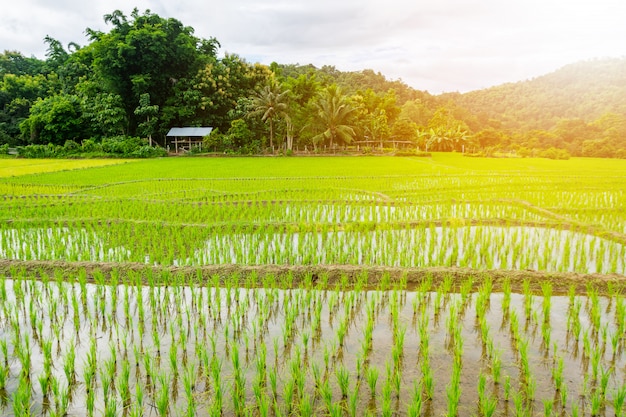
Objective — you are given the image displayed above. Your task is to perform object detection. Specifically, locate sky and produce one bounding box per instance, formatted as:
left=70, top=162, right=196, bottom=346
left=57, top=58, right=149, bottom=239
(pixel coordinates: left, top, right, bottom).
left=2, top=0, right=626, bottom=94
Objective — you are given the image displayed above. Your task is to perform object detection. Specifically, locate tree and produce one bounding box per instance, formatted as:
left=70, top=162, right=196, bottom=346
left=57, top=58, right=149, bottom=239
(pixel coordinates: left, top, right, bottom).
left=365, top=109, right=390, bottom=148
left=423, top=107, right=470, bottom=151
left=82, top=92, right=127, bottom=137
left=310, top=85, right=356, bottom=149
left=248, top=81, right=290, bottom=150
left=134, top=93, right=159, bottom=145
left=351, top=89, right=399, bottom=148
left=0, top=51, right=46, bottom=77
left=473, top=128, right=504, bottom=149
left=86, top=9, right=216, bottom=135
left=0, top=73, right=49, bottom=145
left=20, top=94, right=87, bottom=145
left=169, top=54, right=271, bottom=132
left=391, top=117, right=418, bottom=144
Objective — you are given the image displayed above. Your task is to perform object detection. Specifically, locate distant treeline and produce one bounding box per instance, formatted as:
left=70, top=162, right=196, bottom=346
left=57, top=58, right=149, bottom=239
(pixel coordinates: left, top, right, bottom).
left=1, top=8, right=625, bottom=158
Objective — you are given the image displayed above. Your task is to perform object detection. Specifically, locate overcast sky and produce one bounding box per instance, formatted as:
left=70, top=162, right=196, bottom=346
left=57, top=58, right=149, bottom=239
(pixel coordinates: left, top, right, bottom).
left=2, top=0, right=625, bottom=93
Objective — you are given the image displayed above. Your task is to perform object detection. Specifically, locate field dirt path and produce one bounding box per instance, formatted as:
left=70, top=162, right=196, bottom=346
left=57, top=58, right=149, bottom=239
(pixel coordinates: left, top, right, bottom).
left=1, top=259, right=624, bottom=295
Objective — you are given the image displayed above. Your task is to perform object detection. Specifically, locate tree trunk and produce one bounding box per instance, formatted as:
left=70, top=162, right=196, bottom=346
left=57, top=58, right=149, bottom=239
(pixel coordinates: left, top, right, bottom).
left=286, top=120, right=293, bottom=151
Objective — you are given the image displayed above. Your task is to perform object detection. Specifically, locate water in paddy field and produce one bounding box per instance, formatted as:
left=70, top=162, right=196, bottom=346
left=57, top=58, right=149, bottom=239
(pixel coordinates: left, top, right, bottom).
left=0, top=227, right=131, bottom=263
left=0, top=225, right=624, bottom=274
left=192, top=226, right=625, bottom=274
left=1, top=276, right=625, bottom=416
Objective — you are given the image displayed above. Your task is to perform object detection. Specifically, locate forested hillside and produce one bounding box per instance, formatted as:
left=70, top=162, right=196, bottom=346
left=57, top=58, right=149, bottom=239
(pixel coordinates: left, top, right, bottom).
left=446, top=58, right=626, bottom=131
left=1, top=8, right=625, bottom=158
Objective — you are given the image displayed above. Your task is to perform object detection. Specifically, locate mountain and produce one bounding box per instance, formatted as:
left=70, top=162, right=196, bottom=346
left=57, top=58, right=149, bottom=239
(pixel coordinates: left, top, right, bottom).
left=442, top=57, right=626, bottom=131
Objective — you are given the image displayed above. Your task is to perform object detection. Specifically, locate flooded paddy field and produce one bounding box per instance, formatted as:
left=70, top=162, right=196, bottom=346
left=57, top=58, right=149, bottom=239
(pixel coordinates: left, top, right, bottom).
left=1, top=270, right=626, bottom=416
left=1, top=155, right=626, bottom=416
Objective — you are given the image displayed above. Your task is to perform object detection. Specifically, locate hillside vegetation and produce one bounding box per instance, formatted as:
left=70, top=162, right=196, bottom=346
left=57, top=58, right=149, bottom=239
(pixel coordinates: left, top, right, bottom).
left=446, top=58, right=626, bottom=131
left=1, top=8, right=625, bottom=158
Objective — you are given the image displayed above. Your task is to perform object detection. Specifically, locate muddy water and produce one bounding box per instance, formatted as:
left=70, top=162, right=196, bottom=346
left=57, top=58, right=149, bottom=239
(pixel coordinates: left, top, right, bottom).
left=0, top=276, right=625, bottom=416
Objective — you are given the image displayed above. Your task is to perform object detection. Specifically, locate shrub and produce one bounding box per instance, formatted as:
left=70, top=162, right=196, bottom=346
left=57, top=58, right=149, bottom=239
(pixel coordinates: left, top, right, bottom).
left=539, top=147, right=570, bottom=160
left=394, top=149, right=431, bottom=157
left=16, top=136, right=166, bottom=159
left=81, top=139, right=103, bottom=153
left=101, top=136, right=145, bottom=156
left=130, top=145, right=168, bottom=158
left=17, top=143, right=62, bottom=158
left=63, top=140, right=81, bottom=154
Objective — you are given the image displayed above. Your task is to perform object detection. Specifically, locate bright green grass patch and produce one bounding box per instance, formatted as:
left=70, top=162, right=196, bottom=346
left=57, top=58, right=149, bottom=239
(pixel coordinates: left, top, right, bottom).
left=0, top=158, right=136, bottom=178
left=3, top=153, right=626, bottom=187
left=0, top=153, right=625, bottom=275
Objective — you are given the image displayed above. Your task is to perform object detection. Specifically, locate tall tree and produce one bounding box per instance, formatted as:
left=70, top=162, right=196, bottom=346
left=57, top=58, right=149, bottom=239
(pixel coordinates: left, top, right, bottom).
left=422, top=107, right=470, bottom=151
left=81, top=92, right=127, bottom=137
left=0, top=51, right=46, bottom=77
left=248, top=81, right=290, bottom=150
left=134, top=93, right=159, bottom=145
left=86, top=9, right=217, bottom=136
left=311, top=85, right=356, bottom=148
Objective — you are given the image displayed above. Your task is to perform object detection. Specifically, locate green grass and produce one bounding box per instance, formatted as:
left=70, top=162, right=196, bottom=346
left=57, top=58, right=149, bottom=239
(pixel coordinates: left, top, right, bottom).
left=0, top=158, right=133, bottom=178
left=4, top=153, right=625, bottom=185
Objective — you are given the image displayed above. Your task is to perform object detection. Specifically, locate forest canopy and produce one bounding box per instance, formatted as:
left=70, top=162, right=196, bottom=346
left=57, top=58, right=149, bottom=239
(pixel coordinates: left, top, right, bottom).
left=1, top=8, right=625, bottom=158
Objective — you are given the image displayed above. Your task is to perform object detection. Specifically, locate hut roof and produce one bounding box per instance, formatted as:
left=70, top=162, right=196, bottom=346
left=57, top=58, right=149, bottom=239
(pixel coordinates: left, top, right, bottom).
left=166, top=127, right=213, bottom=137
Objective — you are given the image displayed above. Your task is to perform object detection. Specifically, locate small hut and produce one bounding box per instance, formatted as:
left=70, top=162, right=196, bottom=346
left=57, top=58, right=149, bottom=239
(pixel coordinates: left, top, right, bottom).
left=166, top=127, right=213, bottom=153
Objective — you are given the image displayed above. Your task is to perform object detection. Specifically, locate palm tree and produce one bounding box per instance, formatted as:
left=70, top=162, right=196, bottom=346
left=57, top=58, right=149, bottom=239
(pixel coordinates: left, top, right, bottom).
left=311, top=85, right=356, bottom=149
left=425, top=125, right=469, bottom=152
left=249, top=82, right=289, bottom=151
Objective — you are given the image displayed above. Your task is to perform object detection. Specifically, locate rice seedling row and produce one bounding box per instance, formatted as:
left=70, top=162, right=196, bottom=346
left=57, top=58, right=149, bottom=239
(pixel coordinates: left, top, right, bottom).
left=1, top=270, right=626, bottom=416
left=1, top=155, right=626, bottom=416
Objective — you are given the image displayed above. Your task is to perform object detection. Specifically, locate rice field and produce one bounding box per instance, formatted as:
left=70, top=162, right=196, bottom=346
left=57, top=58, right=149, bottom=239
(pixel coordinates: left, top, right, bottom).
left=0, top=153, right=625, bottom=416
left=0, top=159, right=133, bottom=178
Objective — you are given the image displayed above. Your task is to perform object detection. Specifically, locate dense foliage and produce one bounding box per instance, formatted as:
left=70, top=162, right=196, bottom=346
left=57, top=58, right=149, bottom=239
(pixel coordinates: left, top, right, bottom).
left=1, top=9, right=625, bottom=158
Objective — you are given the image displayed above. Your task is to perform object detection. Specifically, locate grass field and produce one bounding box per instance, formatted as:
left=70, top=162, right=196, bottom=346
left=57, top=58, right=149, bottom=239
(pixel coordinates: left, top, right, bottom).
left=1, top=153, right=626, bottom=416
